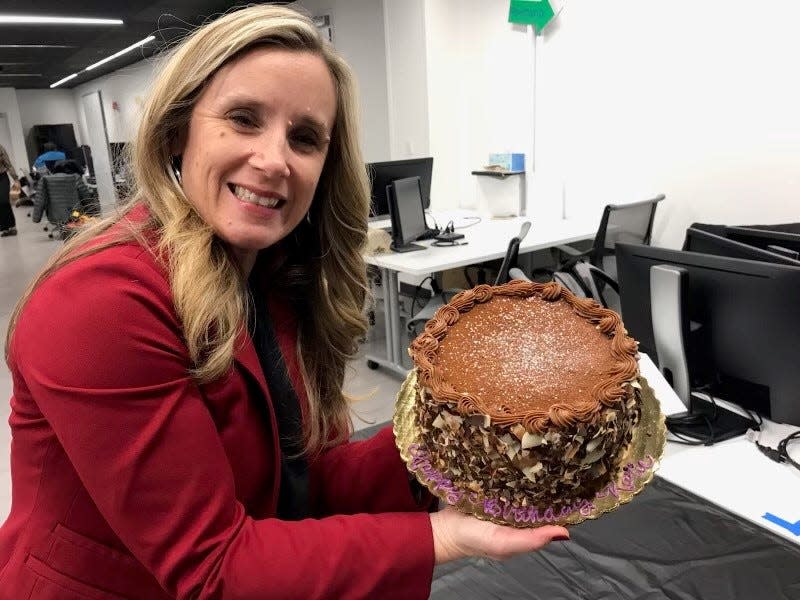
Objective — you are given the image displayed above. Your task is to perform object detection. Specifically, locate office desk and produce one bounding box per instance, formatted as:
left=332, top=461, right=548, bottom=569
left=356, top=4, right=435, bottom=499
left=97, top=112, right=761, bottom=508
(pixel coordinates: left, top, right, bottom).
left=364, top=216, right=597, bottom=376
left=353, top=356, right=800, bottom=598
left=639, top=355, right=800, bottom=545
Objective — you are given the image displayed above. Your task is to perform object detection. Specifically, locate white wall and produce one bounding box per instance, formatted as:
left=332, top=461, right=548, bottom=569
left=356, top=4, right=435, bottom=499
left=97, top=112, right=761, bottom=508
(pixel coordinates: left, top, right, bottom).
left=15, top=89, right=83, bottom=160
left=423, top=0, right=536, bottom=212
left=0, top=88, right=29, bottom=172
left=535, top=0, right=800, bottom=247
left=295, top=0, right=391, bottom=161
left=72, top=59, right=157, bottom=145
left=24, top=1, right=796, bottom=249
left=383, top=0, right=430, bottom=160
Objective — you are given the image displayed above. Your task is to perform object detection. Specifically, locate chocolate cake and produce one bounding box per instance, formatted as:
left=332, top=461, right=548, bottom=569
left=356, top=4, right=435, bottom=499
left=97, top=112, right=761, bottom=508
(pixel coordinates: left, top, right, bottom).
left=408, top=280, right=641, bottom=510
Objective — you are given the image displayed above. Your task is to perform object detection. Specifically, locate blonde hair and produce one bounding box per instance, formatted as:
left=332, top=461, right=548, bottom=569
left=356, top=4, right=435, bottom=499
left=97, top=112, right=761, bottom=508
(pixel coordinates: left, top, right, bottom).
left=6, top=5, right=371, bottom=454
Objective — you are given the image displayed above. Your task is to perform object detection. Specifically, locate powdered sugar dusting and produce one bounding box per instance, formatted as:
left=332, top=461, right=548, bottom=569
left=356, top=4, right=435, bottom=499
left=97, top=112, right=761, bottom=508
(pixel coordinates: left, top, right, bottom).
left=436, top=295, right=617, bottom=412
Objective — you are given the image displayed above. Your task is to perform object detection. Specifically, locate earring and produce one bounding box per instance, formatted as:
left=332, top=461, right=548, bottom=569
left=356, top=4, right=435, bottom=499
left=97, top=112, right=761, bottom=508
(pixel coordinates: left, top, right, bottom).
left=170, top=155, right=182, bottom=185
left=305, top=211, right=312, bottom=225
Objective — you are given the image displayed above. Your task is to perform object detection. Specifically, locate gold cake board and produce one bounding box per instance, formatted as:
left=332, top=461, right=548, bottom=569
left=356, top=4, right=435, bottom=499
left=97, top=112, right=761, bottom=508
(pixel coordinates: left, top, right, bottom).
left=394, top=369, right=667, bottom=528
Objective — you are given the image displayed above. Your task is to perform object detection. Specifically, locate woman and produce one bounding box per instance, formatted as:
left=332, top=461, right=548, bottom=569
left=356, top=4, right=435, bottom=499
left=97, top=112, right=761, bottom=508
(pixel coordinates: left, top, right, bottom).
left=0, top=6, right=567, bottom=599
left=0, top=143, right=20, bottom=237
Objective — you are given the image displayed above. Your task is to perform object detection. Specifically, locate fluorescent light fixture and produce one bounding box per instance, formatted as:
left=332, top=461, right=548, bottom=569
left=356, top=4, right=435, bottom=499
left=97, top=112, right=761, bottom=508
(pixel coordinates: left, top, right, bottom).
left=85, top=35, right=155, bottom=71
left=0, top=15, right=123, bottom=25
left=50, top=73, right=77, bottom=88
left=0, top=44, right=74, bottom=48
left=0, top=73, right=41, bottom=77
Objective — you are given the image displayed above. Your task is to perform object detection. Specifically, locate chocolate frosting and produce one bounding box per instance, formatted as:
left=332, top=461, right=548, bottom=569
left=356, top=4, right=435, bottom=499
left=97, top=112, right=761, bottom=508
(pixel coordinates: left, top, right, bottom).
left=409, top=281, right=639, bottom=433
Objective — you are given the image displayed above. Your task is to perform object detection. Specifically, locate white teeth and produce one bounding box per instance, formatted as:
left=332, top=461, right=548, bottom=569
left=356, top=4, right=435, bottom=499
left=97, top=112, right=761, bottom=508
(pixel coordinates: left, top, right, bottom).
left=233, top=185, right=281, bottom=208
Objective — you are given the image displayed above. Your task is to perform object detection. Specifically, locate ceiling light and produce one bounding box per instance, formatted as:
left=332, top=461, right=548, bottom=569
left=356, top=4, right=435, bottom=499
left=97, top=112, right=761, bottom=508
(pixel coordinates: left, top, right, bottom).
left=85, top=35, right=155, bottom=71
left=0, top=73, right=41, bottom=76
left=0, top=15, right=123, bottom=25
left=50, top=73, right=77, bottom=88
left=0, top=44, right=74, bottom=48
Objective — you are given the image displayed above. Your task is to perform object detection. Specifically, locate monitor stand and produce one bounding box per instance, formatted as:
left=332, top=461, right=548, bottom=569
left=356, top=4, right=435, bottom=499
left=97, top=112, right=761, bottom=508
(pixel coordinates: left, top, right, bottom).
left=390, top=242, right=426, bottom=253
left=650, top=264, right=756, bottom=443
left=664, top=394, right=755, bottom=444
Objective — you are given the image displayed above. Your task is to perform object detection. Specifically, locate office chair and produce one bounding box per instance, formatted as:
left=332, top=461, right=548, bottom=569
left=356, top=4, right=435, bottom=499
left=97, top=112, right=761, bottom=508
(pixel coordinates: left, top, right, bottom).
left=541, top=194, right=664, bottom=307
left=494, top=221, right=531, bottom=285
left=405, top=221, right=531, bottom=336
left=509, top=262, right=619, bottom=307
left=32, top=173, right=95, bottom=240
left=404, top=281, right=461, bottom=338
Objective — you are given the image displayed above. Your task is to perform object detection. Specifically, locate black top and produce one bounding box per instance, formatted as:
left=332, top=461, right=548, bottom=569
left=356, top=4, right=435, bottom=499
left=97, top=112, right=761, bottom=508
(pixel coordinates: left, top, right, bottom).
left=248, top=281, right=309, bottom=520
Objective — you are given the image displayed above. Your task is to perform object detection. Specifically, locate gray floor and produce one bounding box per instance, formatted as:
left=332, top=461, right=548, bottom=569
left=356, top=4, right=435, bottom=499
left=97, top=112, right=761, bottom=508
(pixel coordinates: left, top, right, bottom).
left=0, top=203, right=403, bottom=522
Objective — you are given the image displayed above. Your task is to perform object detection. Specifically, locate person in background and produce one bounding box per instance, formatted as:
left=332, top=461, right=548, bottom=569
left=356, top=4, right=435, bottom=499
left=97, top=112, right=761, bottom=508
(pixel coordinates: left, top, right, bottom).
left=32, top=141, right=66, bottom=170
left=32, top=159, right=98, bottom=237
left=0, top=143, right=20, bottom=237
left=0, top=6, right=567, bottom=599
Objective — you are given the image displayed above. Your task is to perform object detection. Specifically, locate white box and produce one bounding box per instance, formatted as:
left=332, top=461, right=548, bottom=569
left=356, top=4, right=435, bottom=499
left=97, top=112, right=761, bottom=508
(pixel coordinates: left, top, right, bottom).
left=474, top=172, right=526, bottom=217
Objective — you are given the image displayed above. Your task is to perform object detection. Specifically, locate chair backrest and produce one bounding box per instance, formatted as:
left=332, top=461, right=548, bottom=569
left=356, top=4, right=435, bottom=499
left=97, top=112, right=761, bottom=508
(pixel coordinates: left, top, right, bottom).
left=43, top=174, right=81, bottom=224
left=494, top=221, right=531, bottom=285
left=593, top=194, right=665, bottom=275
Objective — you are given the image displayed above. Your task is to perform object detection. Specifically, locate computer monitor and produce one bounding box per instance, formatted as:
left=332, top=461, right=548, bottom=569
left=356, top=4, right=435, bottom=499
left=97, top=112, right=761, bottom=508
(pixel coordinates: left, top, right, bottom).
left=725, top=226, right=800, bottom=255
left=367, top=157, right=433, bottom=219
left=682, top=227, right=800, bottom=266
left=64, top=146, right=86, bottom=172
left=616, top=242, right=800, bottom=426
left=387, top=176, right=427, bottom=253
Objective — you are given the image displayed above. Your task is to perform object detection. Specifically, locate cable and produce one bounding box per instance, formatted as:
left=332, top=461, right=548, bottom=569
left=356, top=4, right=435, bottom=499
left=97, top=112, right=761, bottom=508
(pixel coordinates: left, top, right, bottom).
left=666, top=431, right=712, bottom=446
left=423, top=213, right=481, bottom=232
left=778, top=431, right=800, bottom=471
left=454, top=216, right=482, bottom=229
left=752, top=429, right=800, bottom=473
left=409, top=276, right=433, bottom=319
left=665, top=387, right=759, bottom=446
left=424, top=211, right=441, bottom=234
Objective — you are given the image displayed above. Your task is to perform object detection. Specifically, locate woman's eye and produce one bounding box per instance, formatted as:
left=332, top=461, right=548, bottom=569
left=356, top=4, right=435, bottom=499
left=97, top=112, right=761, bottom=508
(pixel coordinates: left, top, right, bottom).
left=228, top=111, right=257, bottom=128
left=292, top=130, right=321, bottom=150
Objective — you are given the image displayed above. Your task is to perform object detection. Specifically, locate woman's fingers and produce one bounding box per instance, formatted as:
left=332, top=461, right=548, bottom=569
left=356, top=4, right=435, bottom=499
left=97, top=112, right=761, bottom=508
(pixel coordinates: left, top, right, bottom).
left=483, top=524, right=569, bottom=560
left=431, top=508, right=570, bottom=564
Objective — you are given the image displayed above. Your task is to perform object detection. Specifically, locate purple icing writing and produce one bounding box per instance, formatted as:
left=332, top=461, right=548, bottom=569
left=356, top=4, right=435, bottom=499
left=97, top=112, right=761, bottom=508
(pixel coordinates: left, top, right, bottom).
left=409, top=445, right=464, bottom=504
left=408, top=444, right=656, bottom=525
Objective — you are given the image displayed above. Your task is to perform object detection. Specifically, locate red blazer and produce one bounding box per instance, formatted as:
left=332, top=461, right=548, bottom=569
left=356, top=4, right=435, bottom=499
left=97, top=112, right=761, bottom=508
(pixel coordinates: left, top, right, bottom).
left=0, top=231, right=434, bottom=598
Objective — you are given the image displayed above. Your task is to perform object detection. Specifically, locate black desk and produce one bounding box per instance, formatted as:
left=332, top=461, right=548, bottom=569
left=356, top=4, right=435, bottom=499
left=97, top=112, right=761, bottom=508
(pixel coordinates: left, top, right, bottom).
left=353, top=424, right=800, bottom=599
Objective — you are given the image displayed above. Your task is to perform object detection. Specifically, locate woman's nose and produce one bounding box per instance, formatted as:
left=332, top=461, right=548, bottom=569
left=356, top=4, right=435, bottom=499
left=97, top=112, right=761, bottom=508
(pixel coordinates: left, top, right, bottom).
left=248, top=132, right=291, bottom=178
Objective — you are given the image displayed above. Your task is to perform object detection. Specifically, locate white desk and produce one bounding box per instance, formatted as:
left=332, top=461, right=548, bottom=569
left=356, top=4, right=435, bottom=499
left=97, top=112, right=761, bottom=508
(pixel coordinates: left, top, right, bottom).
left=640, top=354, right=800, bottom=545
left=364, top=215, right=597, bottom=376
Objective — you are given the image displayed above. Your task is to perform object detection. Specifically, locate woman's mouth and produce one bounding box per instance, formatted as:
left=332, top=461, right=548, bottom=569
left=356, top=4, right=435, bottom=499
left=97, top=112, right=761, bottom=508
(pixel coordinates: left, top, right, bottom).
left=228, top=183, right=286, bottom=209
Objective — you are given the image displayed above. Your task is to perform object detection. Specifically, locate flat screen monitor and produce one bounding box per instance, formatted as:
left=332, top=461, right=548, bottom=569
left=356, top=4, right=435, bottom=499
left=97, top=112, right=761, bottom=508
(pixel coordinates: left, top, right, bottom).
left=388, top=176, right=427, bottom=252
left=682, top=227, right=800, bottom=266
left=739, top=222, right=800, bottom=234
left=725, top=226, right=800, bottom=255
left=367, top=157, right=433, bottom=219
left=616, top=242, right=800, bottom=425
left=64, top=147, right=86, bottom=171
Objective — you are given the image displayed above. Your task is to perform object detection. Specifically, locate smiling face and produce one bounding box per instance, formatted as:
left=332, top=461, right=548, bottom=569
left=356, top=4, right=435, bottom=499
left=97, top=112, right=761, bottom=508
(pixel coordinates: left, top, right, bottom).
left=177, top=47, right=337, bottom=268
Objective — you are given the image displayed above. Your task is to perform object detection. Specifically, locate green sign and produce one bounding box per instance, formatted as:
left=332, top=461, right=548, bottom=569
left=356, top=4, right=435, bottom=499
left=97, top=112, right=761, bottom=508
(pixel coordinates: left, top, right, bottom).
left=509, top=0, right=555, bottom=33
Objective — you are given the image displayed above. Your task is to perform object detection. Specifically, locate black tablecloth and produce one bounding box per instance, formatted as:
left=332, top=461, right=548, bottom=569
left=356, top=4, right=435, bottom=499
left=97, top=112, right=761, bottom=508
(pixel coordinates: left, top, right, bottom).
left=353, top=424, right=800, bottom=599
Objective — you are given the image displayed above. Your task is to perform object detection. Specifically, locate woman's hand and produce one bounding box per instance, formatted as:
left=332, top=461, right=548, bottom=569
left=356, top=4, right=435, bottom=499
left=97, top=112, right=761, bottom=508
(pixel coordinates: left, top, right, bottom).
left=429, top=506, right=569, bottom=564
